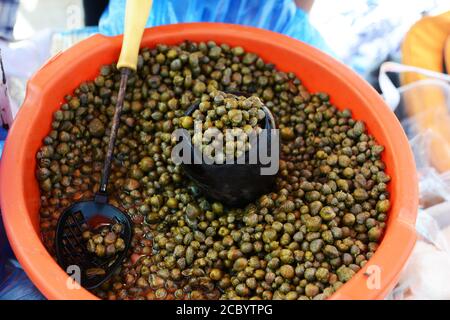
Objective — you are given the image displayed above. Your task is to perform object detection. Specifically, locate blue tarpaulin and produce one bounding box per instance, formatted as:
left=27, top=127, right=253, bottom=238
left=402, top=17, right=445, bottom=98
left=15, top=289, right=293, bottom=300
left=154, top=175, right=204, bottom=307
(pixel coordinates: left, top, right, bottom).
left=99, top=0, right=333, bottom=55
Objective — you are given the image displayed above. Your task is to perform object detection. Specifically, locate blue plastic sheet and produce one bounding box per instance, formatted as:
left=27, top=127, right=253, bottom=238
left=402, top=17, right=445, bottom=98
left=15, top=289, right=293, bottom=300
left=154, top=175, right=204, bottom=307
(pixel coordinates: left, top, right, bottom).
left=99, top=0, right=332, bottom=54
left=0, top=262, right=45, bottom=300
left=0, top=215, right=8, bottom=283
left=0, top=215, right=44, bottom=300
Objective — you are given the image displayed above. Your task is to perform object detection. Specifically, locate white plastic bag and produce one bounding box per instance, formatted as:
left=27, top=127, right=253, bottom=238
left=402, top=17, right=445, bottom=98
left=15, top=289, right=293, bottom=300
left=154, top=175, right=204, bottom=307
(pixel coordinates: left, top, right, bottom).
left=0, top=29, right=53, bottom=126
left=380, top=62, right=450, bottom=299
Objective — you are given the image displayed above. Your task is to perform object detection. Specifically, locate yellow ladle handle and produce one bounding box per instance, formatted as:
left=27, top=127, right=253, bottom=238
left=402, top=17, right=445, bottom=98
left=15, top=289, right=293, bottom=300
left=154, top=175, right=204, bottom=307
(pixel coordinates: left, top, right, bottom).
left=117, top=0, right=153, bottom=71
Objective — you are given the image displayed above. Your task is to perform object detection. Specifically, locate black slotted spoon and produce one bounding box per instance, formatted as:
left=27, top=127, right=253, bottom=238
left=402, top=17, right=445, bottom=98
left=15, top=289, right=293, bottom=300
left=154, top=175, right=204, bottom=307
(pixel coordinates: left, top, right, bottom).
left=55, top=0, right=152, bottom=290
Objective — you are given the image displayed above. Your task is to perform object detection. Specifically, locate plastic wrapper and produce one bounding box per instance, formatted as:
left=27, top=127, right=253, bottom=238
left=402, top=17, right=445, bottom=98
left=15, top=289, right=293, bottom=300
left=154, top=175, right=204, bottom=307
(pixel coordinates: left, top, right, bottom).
left=389, top=203, right=450, bottom=300
left=98, top=0, right=332, bottom=55
left=380, top=63, right=450, bottom=299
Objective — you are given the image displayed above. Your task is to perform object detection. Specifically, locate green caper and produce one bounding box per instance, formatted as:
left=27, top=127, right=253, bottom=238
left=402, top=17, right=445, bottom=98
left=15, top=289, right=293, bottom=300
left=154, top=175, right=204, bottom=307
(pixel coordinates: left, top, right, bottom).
left=279, top=265, right=295, bottom=279
left=180, top=116, right=194, bottom=129
left=88, top=118, right=105, bottom=137
left=319, top=206, right=336, bottom=221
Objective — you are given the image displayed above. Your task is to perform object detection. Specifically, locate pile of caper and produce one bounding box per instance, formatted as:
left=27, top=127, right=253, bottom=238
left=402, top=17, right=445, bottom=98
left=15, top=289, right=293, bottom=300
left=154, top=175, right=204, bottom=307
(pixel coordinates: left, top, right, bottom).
left=180, top=90, right=266, bottom=159
left=83, top=223, right=126, bottom=258
left=37, top=40, right=390, bottom=300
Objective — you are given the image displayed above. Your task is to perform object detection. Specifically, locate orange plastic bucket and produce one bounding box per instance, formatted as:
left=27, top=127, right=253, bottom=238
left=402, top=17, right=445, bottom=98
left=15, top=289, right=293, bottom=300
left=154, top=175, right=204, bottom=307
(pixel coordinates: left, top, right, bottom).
left=0, top=23, right=418, bottom=300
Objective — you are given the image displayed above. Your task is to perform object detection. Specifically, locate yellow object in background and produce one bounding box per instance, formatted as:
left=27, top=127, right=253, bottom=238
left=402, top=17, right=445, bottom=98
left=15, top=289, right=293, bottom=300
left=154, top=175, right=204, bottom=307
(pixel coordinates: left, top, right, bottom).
left=402, top=11, right=450, bottom=173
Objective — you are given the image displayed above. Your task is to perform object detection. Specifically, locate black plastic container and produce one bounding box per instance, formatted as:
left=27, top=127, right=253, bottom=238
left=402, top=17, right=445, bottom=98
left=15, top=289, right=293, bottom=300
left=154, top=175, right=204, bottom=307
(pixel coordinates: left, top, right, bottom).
left=179, top=99, right=279, bottom=207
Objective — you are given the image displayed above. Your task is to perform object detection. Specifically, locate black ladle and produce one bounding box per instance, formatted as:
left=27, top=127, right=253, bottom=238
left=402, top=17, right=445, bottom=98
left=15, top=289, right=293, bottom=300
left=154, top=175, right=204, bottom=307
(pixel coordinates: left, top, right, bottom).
left=55, top=68, right=133, bottom=290
left=180, top=91, right=279, bottom=207
left=54, top=0, right=152, bottom=289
